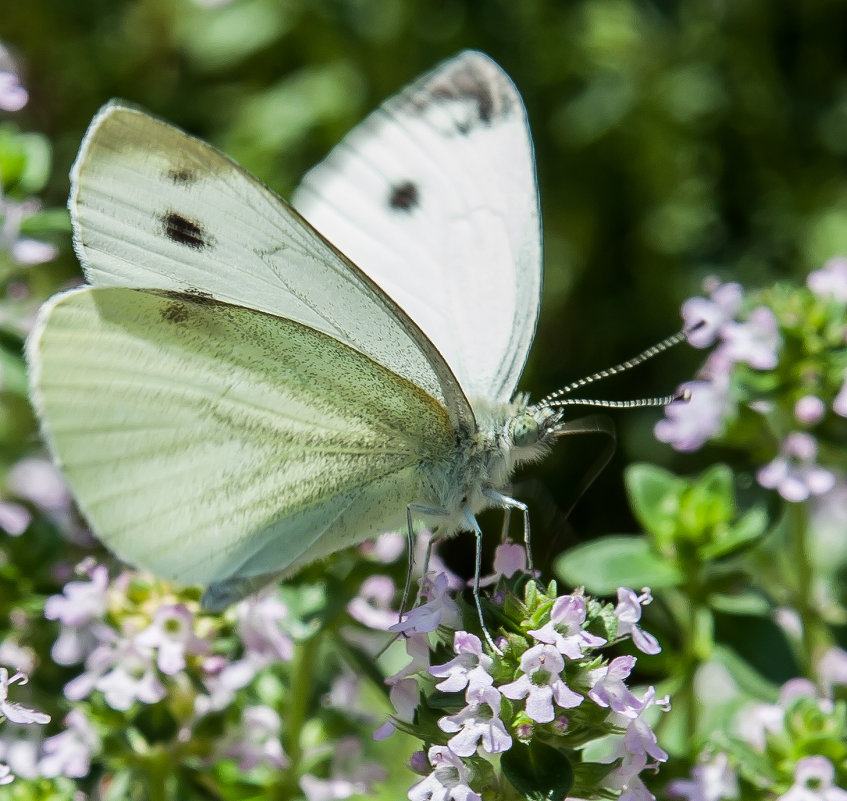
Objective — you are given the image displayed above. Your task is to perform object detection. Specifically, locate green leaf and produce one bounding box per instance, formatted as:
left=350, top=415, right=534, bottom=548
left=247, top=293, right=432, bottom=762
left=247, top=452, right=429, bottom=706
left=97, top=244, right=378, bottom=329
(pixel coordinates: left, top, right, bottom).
left=625, top=463, right=686, bottom=543
left=0, top=345, right=27, bottom=396
left=19, top=207, right=71, bottom=234
left=501, top=740, right=574, bottom=801
left=0, top=127, right=51, bottom=195
left=699, top=506, right=769, bottom=560
left=687, top=463, right=735, bottom=532
left=554, top=535, right=683, bottom=595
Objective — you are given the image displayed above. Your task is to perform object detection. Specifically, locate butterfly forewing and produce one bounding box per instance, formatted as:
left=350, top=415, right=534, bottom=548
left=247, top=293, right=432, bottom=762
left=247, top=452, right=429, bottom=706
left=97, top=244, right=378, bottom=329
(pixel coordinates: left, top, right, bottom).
left=28, top=287, right=455, bottom=585
left=293, top=50, right=542, bottom=405
left=70, top=100, right=472, bottom=429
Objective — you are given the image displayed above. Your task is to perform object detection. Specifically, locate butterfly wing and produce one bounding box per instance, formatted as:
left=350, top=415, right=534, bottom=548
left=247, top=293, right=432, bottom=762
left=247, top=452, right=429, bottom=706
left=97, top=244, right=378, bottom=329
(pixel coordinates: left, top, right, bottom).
left=27, top=287, right=455, bottom=585
left=70, top=101, right=472, bottom=430
left=293, top=50, right=542, bottom=405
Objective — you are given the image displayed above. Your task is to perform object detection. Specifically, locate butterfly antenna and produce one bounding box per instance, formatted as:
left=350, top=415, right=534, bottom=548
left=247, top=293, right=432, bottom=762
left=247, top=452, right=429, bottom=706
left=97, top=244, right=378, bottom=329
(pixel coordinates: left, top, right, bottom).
left=538, top=327, right=690, bottom=411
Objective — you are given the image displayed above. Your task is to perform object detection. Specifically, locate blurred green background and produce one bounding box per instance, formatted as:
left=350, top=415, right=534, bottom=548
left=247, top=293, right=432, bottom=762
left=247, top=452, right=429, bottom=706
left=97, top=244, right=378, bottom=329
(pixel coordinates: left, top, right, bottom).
left=3, top=0, right=847, bottom=568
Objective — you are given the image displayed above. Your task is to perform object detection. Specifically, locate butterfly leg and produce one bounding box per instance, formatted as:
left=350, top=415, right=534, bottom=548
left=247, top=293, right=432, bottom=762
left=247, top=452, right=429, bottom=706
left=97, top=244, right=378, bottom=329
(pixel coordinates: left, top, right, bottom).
left=462, top=503, right=503, bottom=655
left=400, top=503, right=450, bottom=618
left=483, top=489, right=533, bottom=571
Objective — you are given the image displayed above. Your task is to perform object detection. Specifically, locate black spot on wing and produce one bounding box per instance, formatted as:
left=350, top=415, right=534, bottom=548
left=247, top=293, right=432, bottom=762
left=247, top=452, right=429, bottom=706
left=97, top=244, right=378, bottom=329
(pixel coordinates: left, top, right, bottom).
left=161, top=211, right=212, bottom=250
left=389, top=181, right=419, bottom=212
left=403, top=57, right=516, bottom=136
left=184, top=287, right=215, bottom=303
left=432, top=81, right=494, bottom=126
left=167, top=167, right=197, bottom=185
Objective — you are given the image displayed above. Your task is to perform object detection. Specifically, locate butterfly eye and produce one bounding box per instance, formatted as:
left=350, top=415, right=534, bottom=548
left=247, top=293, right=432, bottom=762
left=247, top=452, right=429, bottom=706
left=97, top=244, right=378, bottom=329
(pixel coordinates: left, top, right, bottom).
left=510, top=413, right=539, bottom=448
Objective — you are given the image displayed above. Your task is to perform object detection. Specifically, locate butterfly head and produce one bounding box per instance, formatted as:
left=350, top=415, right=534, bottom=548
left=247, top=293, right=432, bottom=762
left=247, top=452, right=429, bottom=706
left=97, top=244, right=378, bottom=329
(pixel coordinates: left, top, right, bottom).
left=504, top=398, right=563, bottom=463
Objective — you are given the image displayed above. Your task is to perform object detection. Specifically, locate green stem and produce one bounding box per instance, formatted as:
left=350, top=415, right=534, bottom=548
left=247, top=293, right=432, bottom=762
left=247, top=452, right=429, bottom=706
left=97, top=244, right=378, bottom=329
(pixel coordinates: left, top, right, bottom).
left=283, top=633, right=321, bottom=768
left=147, top=745, right=170, bottom=801
left=664, top=550, right=714, bottom=746
left=788, top=501, right=818, bottom=675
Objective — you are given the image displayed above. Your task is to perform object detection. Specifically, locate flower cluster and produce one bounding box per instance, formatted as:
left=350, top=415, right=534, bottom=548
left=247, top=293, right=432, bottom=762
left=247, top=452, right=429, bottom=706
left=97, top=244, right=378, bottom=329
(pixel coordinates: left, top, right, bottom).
left=0, top=560, right=300, bottom=787
left=655, top=261, right=847, bottom=504
left=668, top=654, right=847, bottom=800
left=0, top=45, right=59, bottom=272
left=377, top=547, right=669, bottom=801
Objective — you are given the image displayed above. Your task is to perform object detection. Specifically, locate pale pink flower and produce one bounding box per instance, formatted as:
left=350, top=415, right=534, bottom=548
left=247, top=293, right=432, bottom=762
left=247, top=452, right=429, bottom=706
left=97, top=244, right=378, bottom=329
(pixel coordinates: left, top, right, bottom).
left=817, top=646, right=847, bottom=694
left=358, top=531, right=406, bottom=563
left=12, top=238, right=57, bottom=265
left=218, top=706, right=288, bottom=771
left=667, top=752, right=739, bottom=801
left=374, top=634, right=430, bottom=740
left=44, top=565, right=111, bottom=666
left=390, top=572, right=460, bottom=635
left=834, top=373, right=847, bottom=417
left=0, top=502, right=30, bottom=536
left=429, top=631, right=493, bottom=696
left=236, top=592, right=293, bottom=664
left=682, top=280, right=743, bottom=348
left=64, top=631, right=165, bottom=711
left=655, top=377, right=729, bottom=451
left=194, top=654, right=257, bottom=716
left=614, top=588, right=661, bottom=655
left=347, top=575, right=398, bottom=630
left=529, top=594, right=605, bottom=659
left=757, top=432, right=835, bottom=502
left=794, top=395, right=826, bottom=425
left=0, top=71, right=27, bottom=112
left=476, top=542, right=535, bottom=587
left=587, top=656, right=642, bottom=715
left=807, top=257, right=847, bottom=302
left=718, top=306, right=780, bottom=369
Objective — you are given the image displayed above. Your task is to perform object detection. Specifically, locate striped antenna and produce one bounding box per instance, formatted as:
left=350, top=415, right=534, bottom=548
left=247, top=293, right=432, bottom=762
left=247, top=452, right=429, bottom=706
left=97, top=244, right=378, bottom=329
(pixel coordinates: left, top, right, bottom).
left=547, top=390, right=687, bottom=412
left=537, top=328, right=691, bottom=410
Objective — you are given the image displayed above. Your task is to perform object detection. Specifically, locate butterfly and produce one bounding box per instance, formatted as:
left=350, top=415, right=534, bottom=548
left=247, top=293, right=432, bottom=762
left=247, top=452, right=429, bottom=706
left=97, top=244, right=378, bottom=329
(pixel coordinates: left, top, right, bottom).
left=28, top=51, right=659, bottom=621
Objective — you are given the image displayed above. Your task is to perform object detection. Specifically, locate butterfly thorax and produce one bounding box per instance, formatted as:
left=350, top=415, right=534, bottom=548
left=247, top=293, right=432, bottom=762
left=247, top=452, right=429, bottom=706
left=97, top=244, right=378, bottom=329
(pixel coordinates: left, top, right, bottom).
left=415, top=395, right=559, bottom=534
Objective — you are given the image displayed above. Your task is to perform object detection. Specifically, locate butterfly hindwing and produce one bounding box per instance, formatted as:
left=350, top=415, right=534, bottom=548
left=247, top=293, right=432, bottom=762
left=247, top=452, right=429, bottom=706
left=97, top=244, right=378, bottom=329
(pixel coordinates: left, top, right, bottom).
left=27, top=287, right=455, bottom=585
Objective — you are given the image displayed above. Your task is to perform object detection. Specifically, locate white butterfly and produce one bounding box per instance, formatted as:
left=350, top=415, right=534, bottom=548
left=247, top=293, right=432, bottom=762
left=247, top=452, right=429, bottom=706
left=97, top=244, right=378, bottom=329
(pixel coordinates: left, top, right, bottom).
left=26, top=52, right=609, bottom=616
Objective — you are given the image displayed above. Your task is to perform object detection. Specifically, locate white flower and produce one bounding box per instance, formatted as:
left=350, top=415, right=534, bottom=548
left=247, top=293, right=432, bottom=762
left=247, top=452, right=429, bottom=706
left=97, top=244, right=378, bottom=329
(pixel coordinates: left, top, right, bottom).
left=437, top=685, right=512, bottom=757
left=0, top=669, right=49, bottom=725
left=777, top=756, right=847, bottom=801
left=499, top=644, right=582, bottom=723
left=38, top=709, right=98, bottom=779
left=408, top=745, right=480, bottom=801
left=300, top=738, right=385, bottom=801
left=135, top=604, right=208, bottom=675
left=666, top=753, right=739, bottom=801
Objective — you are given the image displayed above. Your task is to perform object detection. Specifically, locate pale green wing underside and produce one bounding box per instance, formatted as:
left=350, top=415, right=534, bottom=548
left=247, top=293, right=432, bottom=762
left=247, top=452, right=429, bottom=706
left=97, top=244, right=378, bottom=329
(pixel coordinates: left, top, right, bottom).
left=27, top=287, right=454, bottom=585
left=70, top=102, right=472, bottom=430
